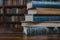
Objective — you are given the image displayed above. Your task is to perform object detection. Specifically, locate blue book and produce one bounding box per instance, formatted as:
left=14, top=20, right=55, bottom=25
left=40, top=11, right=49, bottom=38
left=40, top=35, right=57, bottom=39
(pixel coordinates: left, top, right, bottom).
left=24, top=27, right=43, bottom=35
left=27, top=1, right=60, bottom=9
left=12, top=8, right=16, bottom=14
left=0, top=0, right=3, bottom=6
left=33, top=16, right=60, bottom=22
left=23, top=26, right=58, bottom=35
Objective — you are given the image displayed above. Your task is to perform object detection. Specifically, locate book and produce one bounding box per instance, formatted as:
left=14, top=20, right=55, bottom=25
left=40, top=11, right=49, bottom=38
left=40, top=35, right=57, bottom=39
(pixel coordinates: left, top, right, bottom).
left=0, top=0, right=3, bottom=6
left=22, top=22, right=59, bottom=35
left=8, top=0, right=12, bottom=6
left=0, top=8, right=3, bottom=14
left=23, top=0, right=27, bottom=5
left=6, top=8, right=12, bottom=14
left=23, top=26, right=58, bottom=35
left=25, top=15, right=60, bottom=22
left=16, top=0, right=24, bottom=6
left=11, top=16, right=18, bottom=22
left=27, top=1, right=60, bottom=9
left=18, top=16, right=25, bottom=22
left=0, top=16, right=3, bottom=22
left=16, top=0, right=19, bottom=5
left=4, top=16, right=10, bottom=22
left=12, top=8, right=16, bottom=14
left=13, top=0, right=16, bottom=6
left=18, top=8, right=23, bottom=14
left=21, top=22, right=60, bottom=27
left=19, top=0, right=24, bottom=5
left=22, top=8, right=26, bottom=14
left=16, top=8, right=18, bottom=14
left=28, top=8, right=60, bottom=14
left=4, top=0, right=9, bottom=6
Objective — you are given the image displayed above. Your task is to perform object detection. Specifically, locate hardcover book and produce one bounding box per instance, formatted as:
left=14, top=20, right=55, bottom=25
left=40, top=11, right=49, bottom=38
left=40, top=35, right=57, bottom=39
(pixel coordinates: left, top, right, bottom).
left=22, top=22, right=59, bottom=35
left=28, top=8, right=60, bottom=14
left=25, top=15, right=60, bottom=22
left=27, top=1, right=60, bottom=9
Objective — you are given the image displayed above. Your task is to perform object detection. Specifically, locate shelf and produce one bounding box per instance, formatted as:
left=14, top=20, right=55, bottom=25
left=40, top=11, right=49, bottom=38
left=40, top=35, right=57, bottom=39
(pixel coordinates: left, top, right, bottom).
left=4, top=14, right=25, bottom=16
left=4, top=5, right=26, bottom=8
left=0, top=14, right=4, bottom=16
left=0, top=22, right=21, bottom=24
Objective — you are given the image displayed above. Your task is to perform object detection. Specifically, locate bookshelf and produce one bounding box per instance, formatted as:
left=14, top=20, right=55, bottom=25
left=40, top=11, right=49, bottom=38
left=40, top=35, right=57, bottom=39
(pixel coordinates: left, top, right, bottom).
left=0, top=0, right=26, bottom=33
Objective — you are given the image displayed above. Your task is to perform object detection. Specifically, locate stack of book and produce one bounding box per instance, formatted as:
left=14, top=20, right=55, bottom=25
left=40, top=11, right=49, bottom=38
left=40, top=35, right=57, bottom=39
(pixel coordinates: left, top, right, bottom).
left=21, top=0, right=60, bottom=35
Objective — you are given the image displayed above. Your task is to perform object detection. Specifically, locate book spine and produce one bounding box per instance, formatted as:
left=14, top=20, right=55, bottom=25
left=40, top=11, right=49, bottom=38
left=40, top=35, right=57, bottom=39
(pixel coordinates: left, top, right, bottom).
left=12, top=16, right=14, bottom=22
left=0, top=8, right=3, bottom=14
left=27, top=1, right=60, bottom=9
left=33, top=16, right=60, bottom=22
left=18, top=16, right=24, bottom=21
left=1, top=8, right=3, bottom=14
left=0, top=0, right=3, bottom=6
left=24, top=27, right=48, bottom=35
left=8, top=0, right=12, bottom=6
left=22, top=8, right=26, bottom=14
left=37, top=8, right=60, bottom=14
left=12, top=8, right=16, bottom=14
left=18, top=8, right=22, bottom=14
left=16, top=8, right=18, bottom=14
left=5, top=0, right=8, bottom=6
left=24, top=26, right=59, bottom=35
left=25, top=15, right=33, bottom=21
left=13, top=0, right=16, bottom=6
left=25, top=15, right=60, bottom=22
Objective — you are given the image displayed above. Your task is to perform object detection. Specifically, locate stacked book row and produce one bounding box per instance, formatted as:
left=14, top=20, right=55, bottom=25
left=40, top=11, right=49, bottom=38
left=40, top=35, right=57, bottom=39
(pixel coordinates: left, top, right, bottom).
left=5, top=8, right=26, bottom=14
left=4, top=16, right=24, bottom=22
left=4, top=0, right=26, bottom=6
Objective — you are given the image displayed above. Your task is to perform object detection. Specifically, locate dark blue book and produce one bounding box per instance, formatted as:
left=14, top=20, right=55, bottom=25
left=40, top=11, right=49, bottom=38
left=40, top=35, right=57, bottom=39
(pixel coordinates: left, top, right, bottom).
left=0, top=0, right=3, bottom=6
left=33, top=16, right=60, bottom=22
left=12, top=8, right=16, bottom=14
left=27, top=1, right=60, bottom=9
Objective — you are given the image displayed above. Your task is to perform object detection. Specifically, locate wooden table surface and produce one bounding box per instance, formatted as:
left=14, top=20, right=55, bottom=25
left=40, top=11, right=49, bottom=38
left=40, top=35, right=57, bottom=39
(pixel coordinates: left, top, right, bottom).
left=0, top=34, right=60, bottom=40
